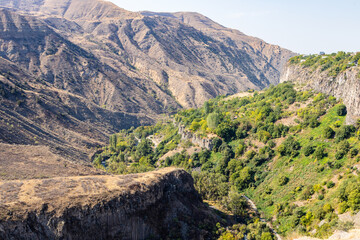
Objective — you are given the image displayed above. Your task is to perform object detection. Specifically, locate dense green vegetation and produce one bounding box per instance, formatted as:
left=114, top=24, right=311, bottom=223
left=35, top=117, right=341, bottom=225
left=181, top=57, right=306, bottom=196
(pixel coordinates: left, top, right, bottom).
left=94, top=83, right=360, bottom=239
left=289, top=51, right=360, bottom=77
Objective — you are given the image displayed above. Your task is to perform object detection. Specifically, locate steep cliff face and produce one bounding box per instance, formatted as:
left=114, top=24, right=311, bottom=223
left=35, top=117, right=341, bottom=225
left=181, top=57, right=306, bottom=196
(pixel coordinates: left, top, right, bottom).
left=280, top=63, right=360, bottom=124
left=0, top=168, right=218, bottom=240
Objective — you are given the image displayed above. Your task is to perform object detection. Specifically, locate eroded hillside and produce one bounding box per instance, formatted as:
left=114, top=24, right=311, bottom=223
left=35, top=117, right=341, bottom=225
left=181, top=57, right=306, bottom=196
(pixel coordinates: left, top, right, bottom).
left=0, top=0, right=294, bottom=163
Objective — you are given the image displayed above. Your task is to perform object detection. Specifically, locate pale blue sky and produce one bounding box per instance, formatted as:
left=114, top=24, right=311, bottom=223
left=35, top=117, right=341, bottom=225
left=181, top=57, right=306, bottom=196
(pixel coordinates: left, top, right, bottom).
left=109, top=0, right=360, bottom=54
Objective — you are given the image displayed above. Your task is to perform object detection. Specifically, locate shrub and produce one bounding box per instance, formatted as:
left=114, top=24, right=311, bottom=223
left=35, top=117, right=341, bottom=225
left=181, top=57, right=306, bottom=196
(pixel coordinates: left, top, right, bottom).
left=304, top=145, right=315, bottom=156
left=309, top=117, right=320, bottom=128
left=279, top=176, right=289, bottom=186
left=323, top=126, right=335, bottom=139
left=314, top=146, right=327, bottom=159
left=335, top=126, right=355, bottom=141
left=339, top=140, right=351, bottom=153
left=337, top=104, right=347, bottom=116
left=222, top=191, right=248, bottom=217
left=334, top=162, right=343, bottom=169
left=212, top=138, right=223, bottom=152
left=335, top=151, right=345, bottom=160
left=268, top=140, right=276, bottom=148
left=278, top=136, right=301, bottom=157
left=327, top=181, right=335, bottom=188
left=350, top=148, right=359, bottom=158
left=235, top=144, right=246, bottom=157
left=301, top=186, right=314, bottom=200
left=323, top=203, right=334, bottom=213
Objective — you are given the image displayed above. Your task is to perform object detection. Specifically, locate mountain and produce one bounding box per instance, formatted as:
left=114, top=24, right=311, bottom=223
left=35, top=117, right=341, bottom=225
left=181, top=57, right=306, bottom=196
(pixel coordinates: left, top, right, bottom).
left=0, top=0, right=294, bottom=164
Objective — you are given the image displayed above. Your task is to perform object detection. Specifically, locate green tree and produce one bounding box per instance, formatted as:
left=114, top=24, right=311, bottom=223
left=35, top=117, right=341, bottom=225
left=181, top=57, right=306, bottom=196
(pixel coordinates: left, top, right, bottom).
left=216, top=122, right=236, bottom=142
left=223, top=191, right=248, bottom=217
left=207, top=112, right=220, bottom=129
left=261, top=232, right=274, bottom=240
left=135, top=139, right=153, bottom=159
left=204, top=101, right=211, bottom=114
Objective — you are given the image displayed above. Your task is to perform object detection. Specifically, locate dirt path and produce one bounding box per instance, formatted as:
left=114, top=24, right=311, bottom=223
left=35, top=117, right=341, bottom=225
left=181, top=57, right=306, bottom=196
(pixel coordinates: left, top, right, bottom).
left=243, top=195, right=282, bottom=240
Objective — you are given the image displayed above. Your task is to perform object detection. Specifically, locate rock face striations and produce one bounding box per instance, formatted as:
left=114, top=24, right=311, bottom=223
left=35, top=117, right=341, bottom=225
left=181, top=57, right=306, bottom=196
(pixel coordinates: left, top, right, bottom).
left=0, top=0, right=294, bottom=162
left=0, top=168, right=217, bottom=240
left=280, top=63, right=360, bottom=124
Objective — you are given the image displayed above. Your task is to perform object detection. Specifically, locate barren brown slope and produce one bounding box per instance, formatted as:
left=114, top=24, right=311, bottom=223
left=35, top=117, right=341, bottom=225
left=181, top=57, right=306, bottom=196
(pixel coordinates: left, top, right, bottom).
left=0, top=0, right=294, bottom=165
left=0, top=8, right=179, bottom=162
left=0, top=168, right=218, bottom=239
left=1, top=0, right=295, bottom=108
left=142, top=11, right=296, bottom=85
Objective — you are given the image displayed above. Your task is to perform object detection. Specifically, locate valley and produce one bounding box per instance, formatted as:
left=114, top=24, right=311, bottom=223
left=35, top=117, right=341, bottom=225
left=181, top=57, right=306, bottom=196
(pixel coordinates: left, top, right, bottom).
left=0, top=0, right=359, bottom=239
left=94, top=80, right=360, bottom=239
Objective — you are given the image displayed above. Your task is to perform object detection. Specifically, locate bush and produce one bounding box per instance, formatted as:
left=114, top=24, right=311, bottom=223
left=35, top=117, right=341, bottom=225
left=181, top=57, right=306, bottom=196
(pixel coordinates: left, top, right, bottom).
left=279, top=176, right=289, bottom=186
left=301, top=185, right=315, bottom=200
left=336, top=126, right=354, bottom=141
left=323, top=203, right=334, bottom=213
left=314, top=146, right=327, bottom=159
left=268, top=140, right=276, bottom=148
left=278, top=136, right=301, bottom=157
left=212, top=138, right=223, bottom=152
left=335, top=151, right=345, bottom=160
left=323, top=126, right=335, bottom=139
left=339, top=140, right=351, bottom=153
left=304, top=145, right=315, bottom=156
left=327, top=181, right=335, bottom=188
left=337, top=104, right=347, bottom=116
left=309, top=117, right=320, bottom=128
left=350, top=148, right=359, bottom=158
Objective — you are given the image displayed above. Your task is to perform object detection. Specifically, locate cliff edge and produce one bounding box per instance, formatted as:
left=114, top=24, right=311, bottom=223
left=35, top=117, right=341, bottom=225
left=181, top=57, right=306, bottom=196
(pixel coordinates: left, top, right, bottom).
left=0, top=168, right=217, bottom=239
left=280, top=62, right=360, bottom=124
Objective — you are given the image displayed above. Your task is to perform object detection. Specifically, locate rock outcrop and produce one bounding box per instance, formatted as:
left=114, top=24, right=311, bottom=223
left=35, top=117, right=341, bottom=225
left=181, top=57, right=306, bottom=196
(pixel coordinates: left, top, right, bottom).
left=0, top=168, right=217, bottom=240
left=178, top=125, right=214, bottom=150
left=280, top=63, right=360, bottom=124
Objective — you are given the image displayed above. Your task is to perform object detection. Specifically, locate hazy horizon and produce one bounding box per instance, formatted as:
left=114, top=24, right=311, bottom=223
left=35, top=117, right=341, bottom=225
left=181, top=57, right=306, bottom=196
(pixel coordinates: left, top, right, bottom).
left=109, top=0, right=360, bottom=55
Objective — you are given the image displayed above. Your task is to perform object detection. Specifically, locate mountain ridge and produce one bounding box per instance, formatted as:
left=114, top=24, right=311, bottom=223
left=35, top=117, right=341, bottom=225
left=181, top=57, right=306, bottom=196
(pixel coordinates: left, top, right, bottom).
left=0, top=0, right=295, bottom=163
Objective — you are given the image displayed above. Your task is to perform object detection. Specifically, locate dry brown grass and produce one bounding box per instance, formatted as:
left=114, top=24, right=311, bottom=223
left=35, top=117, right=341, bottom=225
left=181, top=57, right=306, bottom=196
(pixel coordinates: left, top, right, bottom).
left=0, top=167, right=180, bottom=220
left=0, top=143, right=102, bottom=181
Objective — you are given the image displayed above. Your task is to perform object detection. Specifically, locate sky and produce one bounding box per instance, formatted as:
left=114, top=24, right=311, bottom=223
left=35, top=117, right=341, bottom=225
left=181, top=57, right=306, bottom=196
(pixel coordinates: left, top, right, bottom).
left=108, top=0, right=360, bottom=54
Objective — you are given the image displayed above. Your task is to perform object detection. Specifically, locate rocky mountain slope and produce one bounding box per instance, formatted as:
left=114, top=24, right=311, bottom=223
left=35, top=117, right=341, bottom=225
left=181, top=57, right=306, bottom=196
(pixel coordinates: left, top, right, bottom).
left=280, top=54, right=360, bottom=124
left=0, top=168, right=218, bottom=239
left=0, top=0, right=294, bottom=163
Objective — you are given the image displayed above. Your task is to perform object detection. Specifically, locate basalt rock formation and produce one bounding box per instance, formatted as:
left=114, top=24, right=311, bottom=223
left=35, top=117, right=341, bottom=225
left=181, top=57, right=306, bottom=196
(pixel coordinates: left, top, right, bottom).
left=178, top=124, right=214, bottom=150
left=280, top=63, right=360, bottom=124
left=0, top=0, right=294, bottom=163
left=0, top=168, right=218, bottom=240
